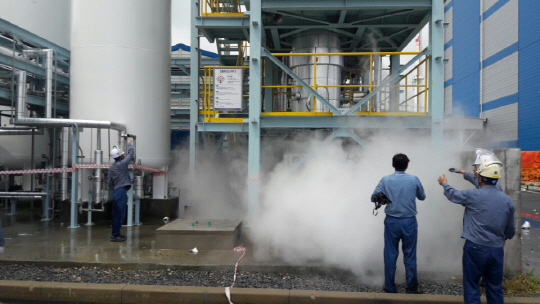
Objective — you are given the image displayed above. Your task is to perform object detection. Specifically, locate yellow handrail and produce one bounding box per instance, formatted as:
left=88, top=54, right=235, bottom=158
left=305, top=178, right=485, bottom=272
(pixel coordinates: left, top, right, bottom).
left=198, top=51, right=429, bottom=122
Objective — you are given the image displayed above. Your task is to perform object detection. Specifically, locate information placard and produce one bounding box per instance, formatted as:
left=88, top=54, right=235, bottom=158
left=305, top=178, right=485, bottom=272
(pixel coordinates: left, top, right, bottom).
left=213, top=68, right=243, bottom=111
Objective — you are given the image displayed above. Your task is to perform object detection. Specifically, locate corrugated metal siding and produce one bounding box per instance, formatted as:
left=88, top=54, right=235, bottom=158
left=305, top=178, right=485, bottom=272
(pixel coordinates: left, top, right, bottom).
left=518, top=8, right=540, bottom=151
left=483, top=0, right=518, bottom=59
left=453, top=72, right=480, bottom=117
left=482, top=52, right=518, bottom=103
left=484, top=103, right=518, bottom=142
left=483, top=0, right=499, bottom=12
left=445, top=46, right=453, bottom=81
left=444, top=86, right=452, bottom=115
left=444, top=6, right=453, bottom=44
left=519, top=0, right=540, bottom=50
left=452, top=0, right=480, bottom=116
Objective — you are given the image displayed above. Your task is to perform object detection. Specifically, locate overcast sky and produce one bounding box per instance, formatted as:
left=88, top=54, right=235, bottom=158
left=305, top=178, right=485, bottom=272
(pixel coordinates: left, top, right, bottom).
left=172, top=0, right=217, bottom=53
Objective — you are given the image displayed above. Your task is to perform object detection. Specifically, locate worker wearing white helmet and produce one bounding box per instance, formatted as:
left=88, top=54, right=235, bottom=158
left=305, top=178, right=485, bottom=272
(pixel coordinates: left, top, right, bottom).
left=107, top=139, right=135, bottom=242
left=438, top=161, right=515, bottom=304
left=456, top=148, right=503, bottom=190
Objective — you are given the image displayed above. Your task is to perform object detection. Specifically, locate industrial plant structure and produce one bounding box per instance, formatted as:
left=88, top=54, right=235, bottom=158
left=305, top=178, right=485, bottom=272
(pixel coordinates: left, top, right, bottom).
left=0, top=0, right=533, bottom=276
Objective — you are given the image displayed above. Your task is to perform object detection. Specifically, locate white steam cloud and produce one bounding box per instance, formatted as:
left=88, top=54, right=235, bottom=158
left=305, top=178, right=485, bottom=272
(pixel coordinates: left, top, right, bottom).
left=171, top=131, right=477, bottom=285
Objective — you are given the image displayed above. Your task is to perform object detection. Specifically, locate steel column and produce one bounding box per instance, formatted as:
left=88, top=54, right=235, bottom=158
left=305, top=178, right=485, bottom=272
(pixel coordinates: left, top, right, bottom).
left=247, top=0, right=263, bottom=221
left=389, top=55, right=400, bottom=112
left=189, top=0, right=200, bottom=174
left=429, top=0, right=444, bottom=147
left=69, top=126, right=79, bottom=229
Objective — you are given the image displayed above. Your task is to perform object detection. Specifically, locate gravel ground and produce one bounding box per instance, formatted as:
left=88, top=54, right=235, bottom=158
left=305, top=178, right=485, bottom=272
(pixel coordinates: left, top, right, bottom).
left=0, top=264, right=464, bottom=295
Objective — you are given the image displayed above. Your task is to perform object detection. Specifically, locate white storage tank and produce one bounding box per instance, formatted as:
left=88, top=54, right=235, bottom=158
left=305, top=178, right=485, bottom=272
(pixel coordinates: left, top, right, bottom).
left=69, top=0, right=171, bottom=168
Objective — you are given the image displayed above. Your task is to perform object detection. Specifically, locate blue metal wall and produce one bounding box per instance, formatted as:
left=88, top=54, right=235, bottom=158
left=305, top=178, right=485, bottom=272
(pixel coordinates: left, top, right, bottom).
left=518, top=0, right=540, bottom=151
left=450, top=0, right=480, bottom=117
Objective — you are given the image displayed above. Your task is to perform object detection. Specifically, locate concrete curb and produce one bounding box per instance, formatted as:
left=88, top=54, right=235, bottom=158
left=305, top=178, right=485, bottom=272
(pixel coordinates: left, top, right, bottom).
left=1, top=280, right=540, bottom=304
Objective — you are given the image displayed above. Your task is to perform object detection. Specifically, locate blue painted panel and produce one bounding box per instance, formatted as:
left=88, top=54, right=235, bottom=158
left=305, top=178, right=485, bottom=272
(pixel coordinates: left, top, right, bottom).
left=483, top=0, right=511, bottom=21
left=483, top=94, right=518, bottom=111
left=519, top=0, right=540, bottom=50
left=452, top=0, right=480, bottom=84
left=453, top=72, right=480, bottom=117
left=518, top=40, right=540, bottom=151
left=483, top=43, right=518, bottom=68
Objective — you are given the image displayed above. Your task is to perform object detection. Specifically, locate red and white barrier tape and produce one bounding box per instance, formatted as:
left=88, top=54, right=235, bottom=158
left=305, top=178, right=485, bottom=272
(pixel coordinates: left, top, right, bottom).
left=0, top=164, right=167, bottom=176
left=225, top=246, right=246, bottom=304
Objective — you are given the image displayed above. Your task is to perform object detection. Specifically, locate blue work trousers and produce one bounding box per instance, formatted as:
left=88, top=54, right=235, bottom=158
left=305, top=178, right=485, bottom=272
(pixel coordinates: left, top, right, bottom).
left=463, top=239, right=504, bottom=304
left=112, top=187, right=128, bottom=238
left=384, top=215, right=418, bottom=293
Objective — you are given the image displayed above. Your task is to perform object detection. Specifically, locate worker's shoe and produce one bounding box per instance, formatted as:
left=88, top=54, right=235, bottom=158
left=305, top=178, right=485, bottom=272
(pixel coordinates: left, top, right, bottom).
left=406, top=287, right=423, bottom=294
left=110, top=235, right=126, bottom=242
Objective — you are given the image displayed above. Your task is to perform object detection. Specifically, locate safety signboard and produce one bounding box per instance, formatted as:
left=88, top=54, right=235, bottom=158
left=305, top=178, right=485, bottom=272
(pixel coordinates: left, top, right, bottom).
left=214, top=68, right=243, bottom=111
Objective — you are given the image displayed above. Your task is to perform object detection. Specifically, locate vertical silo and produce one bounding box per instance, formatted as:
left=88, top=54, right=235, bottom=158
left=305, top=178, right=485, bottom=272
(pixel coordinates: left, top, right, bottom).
left=70, top=0, right=171, bottom=169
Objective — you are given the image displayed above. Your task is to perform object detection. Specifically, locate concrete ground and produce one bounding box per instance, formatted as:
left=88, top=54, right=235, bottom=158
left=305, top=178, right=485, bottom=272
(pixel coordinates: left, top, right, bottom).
left=0, top=190, right=539, bottom=304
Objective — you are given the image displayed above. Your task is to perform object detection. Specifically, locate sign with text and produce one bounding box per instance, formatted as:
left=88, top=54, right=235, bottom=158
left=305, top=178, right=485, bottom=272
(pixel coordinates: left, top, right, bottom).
left=213, top=68, right=243, bottom=111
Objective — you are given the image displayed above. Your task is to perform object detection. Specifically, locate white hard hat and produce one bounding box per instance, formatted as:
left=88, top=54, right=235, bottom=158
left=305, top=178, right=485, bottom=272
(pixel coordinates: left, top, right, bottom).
left=477, top=160, right=502, bottom=179
left=110, top=146, right=124, bottom=159
left=473, top=148, right=503, bottom=167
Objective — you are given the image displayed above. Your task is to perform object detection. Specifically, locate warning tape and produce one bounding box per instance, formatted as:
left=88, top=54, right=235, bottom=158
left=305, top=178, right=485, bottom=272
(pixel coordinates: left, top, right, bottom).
left=225, top=245, right=247, bottom=304
left=0, top=164, right=167, bottom=176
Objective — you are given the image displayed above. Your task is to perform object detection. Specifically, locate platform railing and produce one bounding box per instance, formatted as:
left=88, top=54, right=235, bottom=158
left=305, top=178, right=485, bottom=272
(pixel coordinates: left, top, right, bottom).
left=200, top=0, right=244, bottom=17
left=199, top=52, right=429, bottom=123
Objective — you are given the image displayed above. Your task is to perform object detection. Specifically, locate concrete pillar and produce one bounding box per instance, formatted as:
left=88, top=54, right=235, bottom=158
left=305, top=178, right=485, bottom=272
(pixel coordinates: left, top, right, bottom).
left=494, top=148, right=522, bottom=275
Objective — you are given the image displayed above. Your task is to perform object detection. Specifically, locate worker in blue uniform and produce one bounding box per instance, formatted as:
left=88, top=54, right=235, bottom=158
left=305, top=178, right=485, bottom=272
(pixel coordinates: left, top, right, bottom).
left=456, top=148, right=503, bottom=191
left=438, top=160, right=515, bottom=304
left=371, top=153, right=426, bottom=294
left=108, top=139, right=134, bottom=242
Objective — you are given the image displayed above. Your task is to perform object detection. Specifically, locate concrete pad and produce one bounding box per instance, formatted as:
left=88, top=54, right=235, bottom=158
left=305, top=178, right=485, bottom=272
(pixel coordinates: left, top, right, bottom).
left=0, top=280, right=44, bottom=301
left=40, top=282, right=124, bottom=303
left=290, top=289, right=377, bottom=304
left=155, top=219, right=242, bottom=250
left=122, top=285, right=207, bottom=304
left=206, top=287, right=290, bottom=304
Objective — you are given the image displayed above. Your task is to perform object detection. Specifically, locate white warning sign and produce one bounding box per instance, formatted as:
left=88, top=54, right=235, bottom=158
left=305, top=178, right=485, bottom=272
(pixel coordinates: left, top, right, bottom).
left=214, top=68, right=243, bottom=111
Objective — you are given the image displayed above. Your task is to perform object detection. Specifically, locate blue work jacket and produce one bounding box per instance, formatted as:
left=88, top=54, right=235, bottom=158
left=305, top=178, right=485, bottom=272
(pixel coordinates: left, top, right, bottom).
left=442, top=183, right=515, bottom=247
left=371, top=171, right=426, bottom=218
left=108, top=143, right=134, bottom=191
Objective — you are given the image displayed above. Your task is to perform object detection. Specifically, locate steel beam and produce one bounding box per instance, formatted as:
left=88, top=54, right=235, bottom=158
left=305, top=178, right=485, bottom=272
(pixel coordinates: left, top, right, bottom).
left=247, top=0, right=263, bottom=221
left=430, top=0, right=445, bottom=147
left=0, top=18, right=70, bottom=60
left=0, top=87, right=69, bottom=112
left=190, top=0, right=200, bottom=174
left=262, top=0, right=431, bottom=10
left=0, top=53, right=69, bottom=85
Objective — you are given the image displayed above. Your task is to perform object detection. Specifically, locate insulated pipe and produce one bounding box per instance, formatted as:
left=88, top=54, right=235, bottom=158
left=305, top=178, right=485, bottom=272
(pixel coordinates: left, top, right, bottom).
left=13, top=70, right=126, bottom=132
left=23, top=49, right=54, bottom=118
left=60, top=127, right=69, bottom=201
left=0, top=128, right=43, bottom=135
left=94, top=150, right=103, bottom=205
left=0, top=192, right=47, bottom=196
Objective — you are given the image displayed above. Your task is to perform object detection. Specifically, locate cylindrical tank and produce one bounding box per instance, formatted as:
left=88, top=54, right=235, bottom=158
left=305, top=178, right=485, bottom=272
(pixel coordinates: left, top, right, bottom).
left=290, top=31, right=343, bottom=112
left=70, top=0, right=171, bottom=168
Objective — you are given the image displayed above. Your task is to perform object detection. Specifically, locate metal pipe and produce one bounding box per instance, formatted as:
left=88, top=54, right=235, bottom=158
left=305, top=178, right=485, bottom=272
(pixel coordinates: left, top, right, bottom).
left=23, top=49, right=53, bottom=118
left=0, top=128, right=42, bottom=135
left=94, top=150, right=103, bottom=205
left=0, top=196, right=43, bottom=199
left=61, top=127, right=69, bottom=201
left=13, top=70, right=126, bottom=132
left=0, top=192, right=47, bottom=196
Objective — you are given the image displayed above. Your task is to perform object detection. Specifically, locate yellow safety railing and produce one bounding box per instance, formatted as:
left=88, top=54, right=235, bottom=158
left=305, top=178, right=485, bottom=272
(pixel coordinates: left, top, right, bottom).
left=199, top=52, right=429, bottom=122
left=200, top=0, right=244, bottom=17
